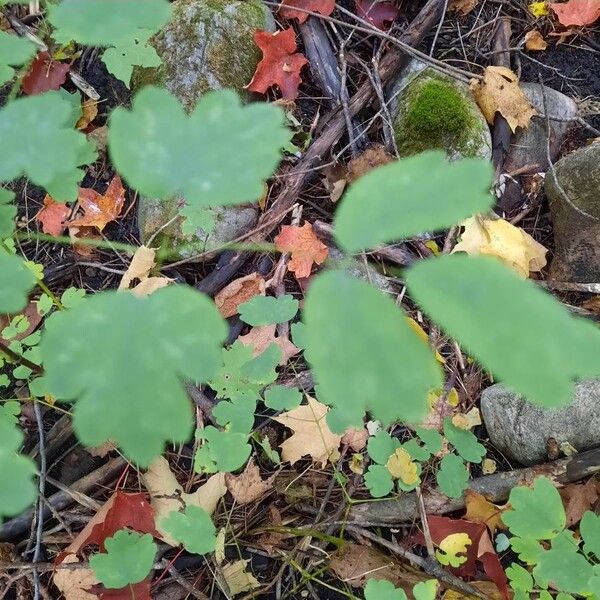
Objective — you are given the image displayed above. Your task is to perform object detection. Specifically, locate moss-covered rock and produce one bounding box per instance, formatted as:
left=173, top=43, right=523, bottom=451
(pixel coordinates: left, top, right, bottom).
left=391, top=60, right=491, bottom=160
left=132, top=0, right=274, bottom=112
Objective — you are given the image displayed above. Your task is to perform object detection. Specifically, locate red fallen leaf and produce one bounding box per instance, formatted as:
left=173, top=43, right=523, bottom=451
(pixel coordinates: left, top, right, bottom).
left=274, top=222, right=329, bottom=279
left=35, top=195, right=70, bottom=236
left=95, top=577, right=152, bottom=600
left=246, top=28, right=308, bottom=101
left=550, top=0, right=600, bottom=26
left=21, top=51, right=70, bottom=96
left=69, top=175, right=125, bottom=232
left=279, top=0, right=335, bottom=23
left=355, top=0, right=398, bottom=29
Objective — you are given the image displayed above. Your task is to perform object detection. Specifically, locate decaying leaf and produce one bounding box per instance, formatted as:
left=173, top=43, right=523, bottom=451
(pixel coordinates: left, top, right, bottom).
left=118, top=245, right=172, bottom=297
left=559, top=479, right=598, bottom=527
left=76, top=99, right=99, bottom=130
left=355, top=0, right=398, bottom=29
left=274, top=222, right=329, bottom=279
left=449, top=0, right=479, bottom=15
left=550, top=0, right=600, bottom=26
left=464, top=490, right=507, bottom=537
left=36, top=195, right=70, bottom=237
left=238, top=324, right=299, bottom=366
left=482, top=458, right=497, bottom=474
left=341, top=427, right=369, bottom=452
left=278, top=0, right=335, bottom=23
left=452, top=216, right=547, bottom=277
left=225, top=458, right=276, bottom=506
left=470, top=66, right=537, bottom=132
left=524, top=29, right=548, bottom=51
left=222, top=560, right=260, bottom=596
left=246, top=28, right=308, bottom=101
left=53, top=553, right=99, bottom=600
left=141, top=456, right=226, bottom=546
left=273, top=396, right=341, bottom=467
left=21, top=51, right=70, bottom=95
left=214, top=273, right=266, bottom=318
left=346, top=145, right=394, bottom=183
left=386, top=447, right=419, bottom=485
left=69, top=175, right=125, bottom=231
left=436, top=533, right=472, bottom=567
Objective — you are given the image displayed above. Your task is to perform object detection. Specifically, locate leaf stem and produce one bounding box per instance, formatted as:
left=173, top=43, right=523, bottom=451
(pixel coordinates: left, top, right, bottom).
left=0, top=340, right=43, bottom=375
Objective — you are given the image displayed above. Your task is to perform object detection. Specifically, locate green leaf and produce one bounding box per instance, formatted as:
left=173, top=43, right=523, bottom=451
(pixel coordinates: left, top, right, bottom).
left=495, top=533, right=510, bottom=553
left=239, top=295, right=299, bottom=326
left=212, top=398, right=256, bottom=434
left=443, top=419, right=486, bottom=463
left=40, top=286, right=227, bottom=466
left=0, top=30, right=36, bottom=85
left=180, top=204, right=216, bottom=237
left=407, top=254, right=600, bottom=408
left=507, top=563, right=534, bottom=592
left=511, top=537, right=543, bottom=565
left=160, top=506, right=216, bottom=555
left=436, top=453, right=468, bottom=499
left=401, top=439, right=430, bottom=462
left=334, top=151, right=493, bottom=252
left=364, top=464, right=394, bottom=498
left=412, top=580, right=438, bottom=600
left=0, top=92, right=96, bottom=200
left=89, top=530, right=156, bottom=589
left=109, top=87, right=290, bottom=207
left=364, top=578, right=408, bottom=600
left=60, top=287, right=86, bottom=309
left=264, top=385, right=302, bottom=411
left=291, top=321, right=307, bottom=349
left=241, top=343, right=280, bottom=383
left=581, top=511, right=600, bottom=558
left=415, top=427, right=443, bottom=455
left=0, top=253, right=36, bottom=313
left=195, top=426, right=251, bottom=473
left=502, top=477, right=565, bottom=540
left=0, top=187, right=16, bottom=238
left=48, top=0, right=171, bottom=46
left=304, top=271, right=442, bottom=432
left=102, top=32, right=161, bottom=87
left=367, top=431, right=400, bottom=465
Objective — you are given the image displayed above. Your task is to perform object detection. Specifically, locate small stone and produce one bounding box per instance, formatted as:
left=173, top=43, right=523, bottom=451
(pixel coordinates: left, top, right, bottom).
left=546, top=140, right=600, bottom=282
left=481, top=380, right=600, bottom=466
left=390, top=59, right=492, bottom=160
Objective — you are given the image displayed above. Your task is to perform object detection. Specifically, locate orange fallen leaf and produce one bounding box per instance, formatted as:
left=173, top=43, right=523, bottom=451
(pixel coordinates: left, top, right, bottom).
left=36, top=195, right=70, bottom=236
left=225, top=458, right=276, bottom=506
left=279, top=0, right=335, bottom=23
left=464, top=490, right=508, bottom=537
left=274, top=222, right=328, bottom=279
left=246, top=28, right=308, bottom=101
left=68, top=225, right=101, bottom=257
left=550, top=0, right=600, bottom=26
left=214, top=273, right=266, bottom=318
left=69, top=175, right=125, bottom=231
left=238, top=324, right=299, bottom=366
left=524, top=29, right=548, bottom=50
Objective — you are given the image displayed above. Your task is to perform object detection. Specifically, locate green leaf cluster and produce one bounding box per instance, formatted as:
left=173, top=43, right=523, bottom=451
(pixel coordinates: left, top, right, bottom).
left=364, top=578, right=438, bottom=600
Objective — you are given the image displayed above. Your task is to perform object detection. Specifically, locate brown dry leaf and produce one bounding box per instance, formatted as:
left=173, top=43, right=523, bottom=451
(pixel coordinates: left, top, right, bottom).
left=69, top=176, right=125, bottom=231
left=222, top=560, right=260, bottom=596
left=141, top=456, right=226, bottom=546
left=452, top=216, right=547, bottom=277
left=68, top=225, right=101, bottom=257
left=273, top=396, right=341, bottom=467
left=225, top=458, right=276, bottom=506
left=464, top=490, right=507, bottom=537
left=582, top=296, right=600, bottom=314
left=215, top=273, right=266, bottom=318
left=87, top=125, right=108, bottom=154
left=76, top=100, right=98, bottom=130
left=52, top=554, right=98, bottom=600
left=470, top=66, right=537, bottom=132
left=274, top=223, right=329, bottom=279
left=322, top=162, right=347, bottom=203
left=524, top=29, right=548, bottom=51
left=341, top=428, right=369, bottom=452
left=346, top=145, right=394, bottom=183
left=559, top=479, right=598, bottom=527
left=329, top=542, right=427, bottom=591
left=238, top=324, right=299, bottom=366
left=449, top=0, right=479, bottom=15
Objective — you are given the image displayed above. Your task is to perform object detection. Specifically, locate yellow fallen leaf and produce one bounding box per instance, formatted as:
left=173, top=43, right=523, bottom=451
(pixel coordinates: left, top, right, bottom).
left=423, top=387, right=459, bottom=430
left=222, top=559, right=260, bottom=596
left=349, top=453, right=364, bottom=475
left=482, top=458, right=497, bottom=474
left=470, top=66, right=537, bottom=132
left=464, top=490, right=507, bottom=536
left=436, top=533, right=472, bottom=567
left=451, top=407, right=482, bottom=430
left=529, top=1, right=549, bottom=17
left=215, top=528, right=226, bottom=565
left=131, top=276, right=172, bottom=297
left=452, top=216, right=547, bottom=277
left=406, top=317, right=444, bottom=363
left=386, top=447, right=419, bottom=485
left=119, top=245, right=172, bottom=296
left=524, top=29, right=548, bottom=51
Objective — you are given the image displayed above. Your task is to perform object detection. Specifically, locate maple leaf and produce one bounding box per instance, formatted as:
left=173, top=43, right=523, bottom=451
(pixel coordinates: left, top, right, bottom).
left=69, top=175, right=125, bottom=231
left=246, top=28, right=308, bottom=101
left=355, top=0, right=398, bottom=29
left=273, top=395, right=342, bottom=467
left=238, top=324, right=299, bottom=366
left=274, top=222, right=329, bottom=279
left=214, top=273, right=266, bottom=319
left=21, top=51, right=70, bottom=96
left=279, top=0, right=335, bottom=23
left=470, top=66, right=537, bottom=132
left=36, top=194, right=70, bottom=236
left=550, top=0, right=600, bottom=26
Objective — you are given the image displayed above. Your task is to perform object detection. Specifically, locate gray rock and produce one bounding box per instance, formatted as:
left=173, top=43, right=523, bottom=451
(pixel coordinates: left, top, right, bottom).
left=503, top=83, right=577, bottom=173
left=390, top=60, right=491, bottom=160
left=546, top=141, right=600, bottom=282
left=481, top=380, right=600, bottom=466
left=133, top=0, right=275, bottom=112
left=138, top=198, right=258, bottom=260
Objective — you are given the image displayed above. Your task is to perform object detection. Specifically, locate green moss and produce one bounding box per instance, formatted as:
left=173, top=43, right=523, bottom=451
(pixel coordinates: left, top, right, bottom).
left=395, top=78, right=479, bottom=157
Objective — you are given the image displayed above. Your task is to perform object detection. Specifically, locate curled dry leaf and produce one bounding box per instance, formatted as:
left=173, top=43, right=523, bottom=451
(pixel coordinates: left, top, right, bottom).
left=274, top=222, right=328, bottom=279
left=69, top=175, right=125, bottom=232
left=452, top=216, right=547, bottom=277
left=141, top=456, right=226, bottom=546
left=246, top=28, right=308, bottom=101
left=524, top=29, right=548, bottom=51
left=470, top=66, right=537, bottom=132
left=550, top=0, right=600, bottom=26
left=273, top=396, right=341, bottom=467
left=222, top=560, right=260, bottom=596
left=36, top=195, right=70, bottom=236
left=225, top=458, right=276, bottom=506
left=53, top=553, right=98, bottom=600
left=214, top=273, right=266, bottom=318
left=449, top=0, right=479, bottom=15
left=76, top=99, right=99, bottom=131
left=21, top=51, right=70, bottom=95
left=278, top=0, right=335, bottom=23
left=238, top=324, right=299, bottom=366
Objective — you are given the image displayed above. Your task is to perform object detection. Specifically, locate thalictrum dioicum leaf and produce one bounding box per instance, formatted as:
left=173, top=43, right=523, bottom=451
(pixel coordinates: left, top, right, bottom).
left=0, top=187, right=16, bottom=237
left=443, top=418, right=486, bottom=463
left=436, top=453, right=469, bottom=499
left=239, top=294, right=299, bottom=326
left=0, top=30, right=36, bottom=85
left=364, top=578, right=408, bottom=600
left=364, top=464, right=394, bottom=498
left=160, top=506, right=216, bottom=556
left=0, top=253, right=36, bottom=314
left=195, top=426, right=252, bottom=473
left=264, top=385, right=302, bottom=411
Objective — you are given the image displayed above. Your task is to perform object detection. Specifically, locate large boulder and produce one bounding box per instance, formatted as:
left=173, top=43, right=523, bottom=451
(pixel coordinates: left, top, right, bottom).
left=546, top=141, right=600, bottom=282
left=390, top=60, right=492, bottom=160
left=481, top=380, right=600, bottom=466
